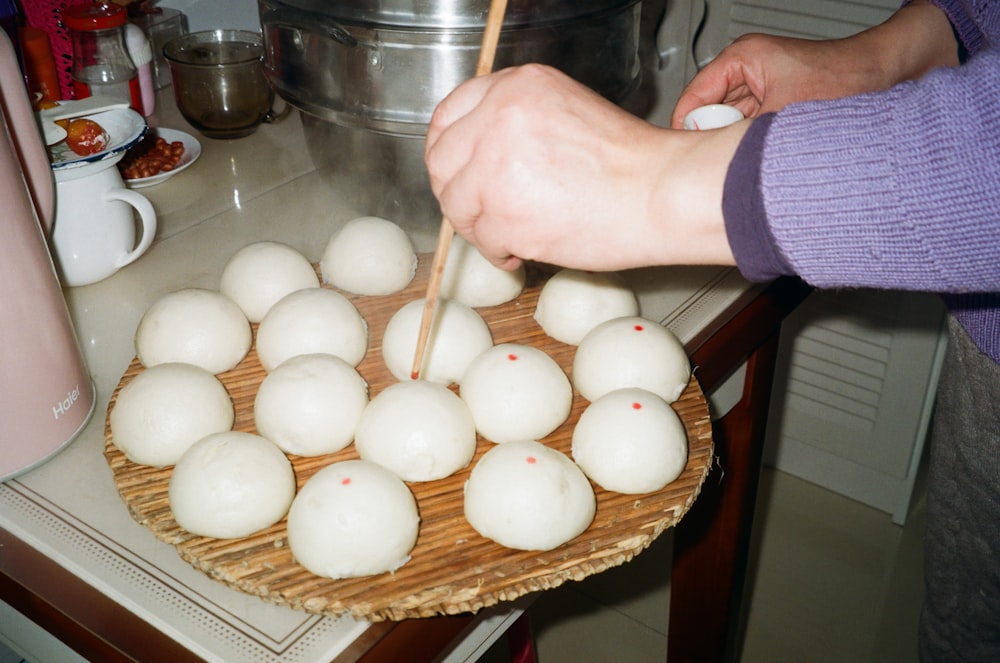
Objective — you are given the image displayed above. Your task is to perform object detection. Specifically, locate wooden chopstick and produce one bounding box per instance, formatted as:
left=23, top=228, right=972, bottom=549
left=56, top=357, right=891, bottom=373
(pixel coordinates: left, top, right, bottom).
left=410, top=0, right=510, bottom=380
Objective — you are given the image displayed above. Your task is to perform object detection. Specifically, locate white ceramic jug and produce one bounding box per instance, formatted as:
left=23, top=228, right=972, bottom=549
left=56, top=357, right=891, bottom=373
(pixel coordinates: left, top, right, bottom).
left=0, top=30, right=96, bottom=480
left=52, top=159, right=156, bottom=286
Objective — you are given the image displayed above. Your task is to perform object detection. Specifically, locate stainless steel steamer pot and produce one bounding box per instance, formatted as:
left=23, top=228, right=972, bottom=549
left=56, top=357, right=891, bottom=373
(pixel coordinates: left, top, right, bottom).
left=259, top=0, right=642, bottom=227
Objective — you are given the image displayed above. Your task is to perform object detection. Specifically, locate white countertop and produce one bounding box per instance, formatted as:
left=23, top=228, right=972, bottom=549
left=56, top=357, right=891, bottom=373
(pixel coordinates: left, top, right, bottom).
left=0, top=87, right=756, bottom=662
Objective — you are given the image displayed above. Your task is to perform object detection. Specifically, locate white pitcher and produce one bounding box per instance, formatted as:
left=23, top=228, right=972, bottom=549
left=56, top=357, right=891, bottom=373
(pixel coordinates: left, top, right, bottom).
left=52, top=159, right=156, bottom=287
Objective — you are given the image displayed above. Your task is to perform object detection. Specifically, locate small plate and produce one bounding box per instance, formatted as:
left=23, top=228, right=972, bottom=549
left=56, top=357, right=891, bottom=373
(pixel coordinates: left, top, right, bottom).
left=124, top=128, right=202, bottom=189
left=50, top=108, right=147, bottom=170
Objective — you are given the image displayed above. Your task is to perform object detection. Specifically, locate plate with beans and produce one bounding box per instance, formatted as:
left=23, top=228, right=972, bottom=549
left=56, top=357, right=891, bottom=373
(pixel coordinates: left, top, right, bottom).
left=121, top=128, right=201, bottom=188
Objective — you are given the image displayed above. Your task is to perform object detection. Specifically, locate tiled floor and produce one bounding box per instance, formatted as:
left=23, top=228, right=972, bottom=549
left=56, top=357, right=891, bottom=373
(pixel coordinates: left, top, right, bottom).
left=482, top=463, right=926, bottom=662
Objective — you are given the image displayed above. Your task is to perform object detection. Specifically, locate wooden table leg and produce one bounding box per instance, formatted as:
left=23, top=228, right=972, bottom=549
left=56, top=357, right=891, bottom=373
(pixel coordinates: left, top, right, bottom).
left=667, top=331, right=781, bottom=663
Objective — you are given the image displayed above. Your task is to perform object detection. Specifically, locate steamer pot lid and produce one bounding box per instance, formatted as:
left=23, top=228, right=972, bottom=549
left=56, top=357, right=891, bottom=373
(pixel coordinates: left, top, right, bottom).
left=263, top=0, right=640, bottom=30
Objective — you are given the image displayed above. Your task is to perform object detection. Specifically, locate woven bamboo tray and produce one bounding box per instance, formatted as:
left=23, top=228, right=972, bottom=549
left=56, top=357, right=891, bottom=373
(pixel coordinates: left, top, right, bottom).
left=104, top=256, right=714, bottom=621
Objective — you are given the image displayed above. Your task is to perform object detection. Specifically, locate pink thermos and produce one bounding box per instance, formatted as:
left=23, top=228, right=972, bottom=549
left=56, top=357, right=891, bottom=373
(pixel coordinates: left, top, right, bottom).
left=0, top=30, right=95, bottom=480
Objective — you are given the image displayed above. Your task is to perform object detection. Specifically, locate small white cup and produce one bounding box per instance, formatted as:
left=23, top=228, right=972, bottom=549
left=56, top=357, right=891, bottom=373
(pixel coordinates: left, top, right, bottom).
left=682, top=104, right=745, bottom=131
left=52, top=162, right=156, bottom=286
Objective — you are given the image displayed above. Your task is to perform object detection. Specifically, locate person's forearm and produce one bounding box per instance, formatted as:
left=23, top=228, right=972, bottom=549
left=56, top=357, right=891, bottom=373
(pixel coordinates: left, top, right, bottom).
left=742, top=47, right=1000, bottom=293
left=644, top=121, right=751, bottom=267
left=846, top=0, right=959, bottom=89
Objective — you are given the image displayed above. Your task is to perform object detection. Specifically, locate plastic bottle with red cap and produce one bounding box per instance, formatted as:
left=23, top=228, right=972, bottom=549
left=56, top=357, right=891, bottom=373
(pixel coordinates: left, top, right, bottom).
left=64, top=2, right=144, bottom=114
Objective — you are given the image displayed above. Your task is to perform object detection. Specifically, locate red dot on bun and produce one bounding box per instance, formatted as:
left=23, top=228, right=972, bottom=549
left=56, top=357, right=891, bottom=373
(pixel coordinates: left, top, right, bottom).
left=525, top=456, right=537, bottom=464
left=634, top=324, right=645, bottom=332
left=507, top=353, right=519, bottom=361
left=632, top=402, right=642, bottom=410
left=341, top=477, right=352, bottom=486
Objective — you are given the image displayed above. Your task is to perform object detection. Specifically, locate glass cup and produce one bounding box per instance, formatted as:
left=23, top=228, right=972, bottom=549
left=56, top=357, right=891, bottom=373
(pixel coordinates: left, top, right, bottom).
left=164, top=29, right=288, bottom=139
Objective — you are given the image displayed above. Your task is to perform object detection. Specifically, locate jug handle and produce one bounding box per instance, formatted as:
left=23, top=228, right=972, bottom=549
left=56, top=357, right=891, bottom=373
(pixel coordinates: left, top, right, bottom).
left=0, top=30, right=55, bottom=232
left=106, top=188, right=157, bottom=269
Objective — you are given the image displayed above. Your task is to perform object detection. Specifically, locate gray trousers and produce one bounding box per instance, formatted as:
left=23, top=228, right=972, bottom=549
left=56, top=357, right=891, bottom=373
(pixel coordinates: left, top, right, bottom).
left=919, top=316, right=1000, bottom=661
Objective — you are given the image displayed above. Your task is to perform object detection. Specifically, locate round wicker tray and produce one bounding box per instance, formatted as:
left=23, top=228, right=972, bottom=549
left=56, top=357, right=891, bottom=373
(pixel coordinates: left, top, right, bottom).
left=104, top=256, right=714, bottom=621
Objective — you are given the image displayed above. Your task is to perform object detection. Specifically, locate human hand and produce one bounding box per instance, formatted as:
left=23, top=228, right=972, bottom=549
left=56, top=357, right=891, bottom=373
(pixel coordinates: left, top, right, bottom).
left=670, top=0, right=958, bottom=128
left=670, top=33, right=873, bottom=128
left=425, top=64, right=745, bottom=272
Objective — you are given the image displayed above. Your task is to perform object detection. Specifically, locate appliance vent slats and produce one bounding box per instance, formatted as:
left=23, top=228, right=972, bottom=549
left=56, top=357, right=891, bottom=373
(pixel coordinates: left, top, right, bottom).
left=785, top=366, right=881, bottom=431
left=781, top=321, right=892, bottom=431
left=726, top=0, right=897, bottom=40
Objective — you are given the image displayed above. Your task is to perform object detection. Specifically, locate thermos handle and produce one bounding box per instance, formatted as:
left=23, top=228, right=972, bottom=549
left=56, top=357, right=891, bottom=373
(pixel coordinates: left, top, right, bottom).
left=0, top=30, right=54, bottom=231
left=104, top=188, right=157, bottom=268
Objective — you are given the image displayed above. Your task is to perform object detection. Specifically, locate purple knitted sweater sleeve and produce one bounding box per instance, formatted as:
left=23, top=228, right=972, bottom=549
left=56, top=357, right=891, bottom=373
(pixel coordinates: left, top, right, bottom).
left=722, top=0, right=1000, bottom=359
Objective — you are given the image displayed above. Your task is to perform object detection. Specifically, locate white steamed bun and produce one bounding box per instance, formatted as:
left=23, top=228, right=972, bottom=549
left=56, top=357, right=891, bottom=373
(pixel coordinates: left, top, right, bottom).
left=110, top=362, right=234, bottom=467
left=220, top=241, right=319, bottom=323
left=381, top=298, right=493, bottom=385
left=439, top=235, right=525, bottom=307
left=255, top=288, right=368, bottom=371
left=254, top=353, right=368, bottom=457
left=287, top=460, right=420, bottom=579
left=135, top=288, right=251, bottom=374
left=321, top=216, right=417, bottom=295
left=533, top=269, right=638, bottom=345
left=355, top=380, right=477, bottom=481
left=464, top=440, right=595, bottom=550
left=460, top=343, right=572, bottom=444
left=169, top=431, right=296, bottom=539
left=573, top=316, right=690, bottom=403
left=572, top=388, right=688, bottom=494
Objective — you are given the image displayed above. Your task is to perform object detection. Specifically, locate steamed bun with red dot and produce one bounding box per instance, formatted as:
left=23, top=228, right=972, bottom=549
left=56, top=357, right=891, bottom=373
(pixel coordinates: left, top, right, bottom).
left=460, top=343, right=572, bottom=444
left=573, top=316, right=690, bottom=403
left=572, top=388, right=688, bottom=494
left=287, top=460, right=420, bottom=579
left=381, top=297, right=493, bottom=385
left=464, top=440, right=596, bottom=550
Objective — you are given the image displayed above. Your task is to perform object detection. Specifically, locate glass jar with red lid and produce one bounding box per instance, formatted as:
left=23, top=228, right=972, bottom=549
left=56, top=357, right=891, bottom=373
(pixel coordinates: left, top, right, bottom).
left=64, top=2, right=143, bottom=114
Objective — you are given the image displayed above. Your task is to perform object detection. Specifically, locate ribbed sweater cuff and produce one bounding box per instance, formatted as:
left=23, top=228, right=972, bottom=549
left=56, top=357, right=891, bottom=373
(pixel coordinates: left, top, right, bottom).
left=929, top=0, right=982, bottom=57
left=722, top=113, right=791, bottom=282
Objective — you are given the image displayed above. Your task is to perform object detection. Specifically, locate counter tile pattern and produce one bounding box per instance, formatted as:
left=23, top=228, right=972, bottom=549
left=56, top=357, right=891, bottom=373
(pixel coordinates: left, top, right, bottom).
left=1, top=87, right=756, bottom=661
